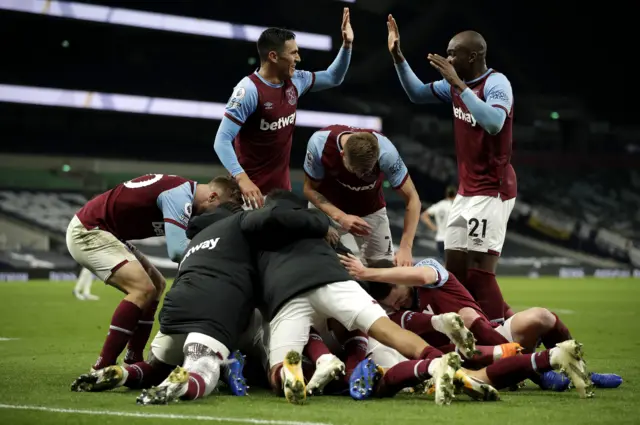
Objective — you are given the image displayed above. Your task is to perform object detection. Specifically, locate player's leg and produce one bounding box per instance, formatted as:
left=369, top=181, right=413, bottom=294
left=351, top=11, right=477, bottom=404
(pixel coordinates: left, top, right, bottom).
left=304, top=325, right=347, bottom=395
left=443, top=195, right=470, bottom=285
left=66, top=216, right=156, bottom=370
left=462, top=197, right=515, bottom=324
left=266, top=296, right=315, bottom=404
left=222, top=309, right=266, bottom=396
left=466, top=340, right=594, bottom=398
left=81, top=268, right=100, bottom=300
left=436, top=241, right=446, bottom=261
left=123, top=245, right=167, bottom=364
left=310, top=281, right=468, bottom=405
left=71, top=331, right=181, bottom=392
left=138, top=332, right=231, bottom=404
left=73, top=267, right=91, bottom=300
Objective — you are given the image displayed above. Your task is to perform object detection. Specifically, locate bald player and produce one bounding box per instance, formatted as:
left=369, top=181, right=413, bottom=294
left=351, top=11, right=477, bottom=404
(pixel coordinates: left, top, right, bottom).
left=387, top=16, right=515, bottom=325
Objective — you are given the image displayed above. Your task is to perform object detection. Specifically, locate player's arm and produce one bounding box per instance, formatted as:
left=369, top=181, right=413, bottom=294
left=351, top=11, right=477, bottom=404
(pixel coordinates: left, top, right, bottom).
left=292, top=49, right=351, bottom=96
left=302, top=132, right=345, bottom=222
left=303, top=174, right=343, bottom=220
left=157, top=183, right=193, bottom=262
left=339, top=254, right=448, bottom=287
left=293, top=8, right=353, bottom=95
left=379, top=135, right=421, bottom=256
left=458, top=73, right=513, bottom=135
left=214, top=79, right=263, bottom=204
left=421, top=204, right=438, bottom=232
left=240, top=207, right=330, bottom=241
left=395, top=62, right=453, bottom=104
left=387, top=14, right=451, bottom=104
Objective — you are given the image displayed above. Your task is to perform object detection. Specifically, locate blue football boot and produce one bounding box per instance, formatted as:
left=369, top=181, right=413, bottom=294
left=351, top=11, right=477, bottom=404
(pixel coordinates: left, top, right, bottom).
left=225, top=350, right=248, bottom=396
left=349, top=358, right=383, bottom=400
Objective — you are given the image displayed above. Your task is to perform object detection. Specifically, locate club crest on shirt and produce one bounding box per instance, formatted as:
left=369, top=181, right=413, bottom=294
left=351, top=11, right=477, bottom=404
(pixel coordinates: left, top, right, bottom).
left=286, top=86, right=297, bottom=106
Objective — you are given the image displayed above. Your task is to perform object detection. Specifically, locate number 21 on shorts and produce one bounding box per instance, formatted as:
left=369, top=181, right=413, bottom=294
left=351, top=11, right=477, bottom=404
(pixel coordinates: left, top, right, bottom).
left=468, top=218, right=487, bottom=238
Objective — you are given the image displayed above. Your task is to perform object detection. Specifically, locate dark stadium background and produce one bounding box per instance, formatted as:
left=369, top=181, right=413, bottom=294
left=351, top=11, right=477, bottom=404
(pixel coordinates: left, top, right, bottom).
left=0, top=0, right=638, bottom=278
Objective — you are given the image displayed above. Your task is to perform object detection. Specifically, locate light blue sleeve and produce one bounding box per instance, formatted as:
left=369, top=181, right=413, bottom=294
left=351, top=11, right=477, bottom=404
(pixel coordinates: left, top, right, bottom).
left=303, top=130, right=330, bottom=180
left=459, top=73, right=512, bottom=135
left=213, top=117, right=244, bottom=177
left=214, top=77, right=259, bottom=176
left=484, top=73, right=514, bottom=113
left=415, top=258, right=449, bottom=288
left=377, top=134, right=409, bottom=189
left=395, top=61, right=452, bottom=104
left=223, top=77, right=258, bottom=124
left=157, top=182, right=193, bottom=262
left=292, top=47, right=352, bottom=95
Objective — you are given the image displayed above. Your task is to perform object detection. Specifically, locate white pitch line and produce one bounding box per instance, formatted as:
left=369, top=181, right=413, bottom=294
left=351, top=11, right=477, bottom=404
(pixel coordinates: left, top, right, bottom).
left=0, top=404, right=333, bottom=425
left=0, top=337, right=19, bottom=341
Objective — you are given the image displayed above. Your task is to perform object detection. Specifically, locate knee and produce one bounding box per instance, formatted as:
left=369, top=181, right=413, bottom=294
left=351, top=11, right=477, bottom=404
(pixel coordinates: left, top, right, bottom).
left=139, top=281, right=158, bottom=303
left=152, top=275, right=167, bottom=296
left=531, top=307, right=556, bottom=332
left=458, top=307, right=480, bottom=328
left=128, top=278, right=157, bottom=304
left=518, top=307, right=554, bottom=334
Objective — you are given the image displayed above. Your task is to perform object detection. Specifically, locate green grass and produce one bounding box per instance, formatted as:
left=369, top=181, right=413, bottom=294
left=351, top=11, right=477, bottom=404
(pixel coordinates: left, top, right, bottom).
left=0, top=278, right=638, bottom=425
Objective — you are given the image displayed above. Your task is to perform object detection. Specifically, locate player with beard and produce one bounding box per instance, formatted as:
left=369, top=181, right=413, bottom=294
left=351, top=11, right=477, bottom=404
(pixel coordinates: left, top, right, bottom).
left=67, top=174, right=232, bottom=380
left=303, top=125, right=420, bottom=266
left=388, top=17, right=515, bottom=324
left=215, top=8, right=354, bottom=209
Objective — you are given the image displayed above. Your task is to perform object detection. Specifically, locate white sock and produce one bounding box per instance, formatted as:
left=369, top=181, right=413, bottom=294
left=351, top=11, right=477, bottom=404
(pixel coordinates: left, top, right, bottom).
left=427, top=357, right=440, bottom=376
left=77, top=268, right=92, bottom=293
left=316, top=353, right=335, bottom=365
left=430, top=314, right=446, bottom=333
left=74, top=269, right=87, bottom=292
left=82, top=276, right=94, bottom=295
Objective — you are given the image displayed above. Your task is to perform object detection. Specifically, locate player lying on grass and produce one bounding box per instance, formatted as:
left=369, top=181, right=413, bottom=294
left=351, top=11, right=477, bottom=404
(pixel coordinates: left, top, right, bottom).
left=339, top=254, right=622, bottom=392
left=70, top=186, right=333, bottom=404
left=255, top=190, right=490, bottom=406
left=303, top=125, right=420, bottom=266
left=67, top=174, right=237, bottom=374
left=349, top=339, right=594, bottom=401
left=300, top=312, right=505, bottom=402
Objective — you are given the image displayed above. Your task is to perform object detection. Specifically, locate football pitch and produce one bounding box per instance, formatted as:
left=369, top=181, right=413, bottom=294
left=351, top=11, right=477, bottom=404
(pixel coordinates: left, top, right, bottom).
left=0, top=278, right=638, bottom=425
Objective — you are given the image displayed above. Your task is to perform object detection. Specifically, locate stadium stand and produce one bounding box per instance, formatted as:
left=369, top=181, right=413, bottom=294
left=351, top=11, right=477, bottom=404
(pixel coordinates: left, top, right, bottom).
left=0, top=160, right=631, bottom=279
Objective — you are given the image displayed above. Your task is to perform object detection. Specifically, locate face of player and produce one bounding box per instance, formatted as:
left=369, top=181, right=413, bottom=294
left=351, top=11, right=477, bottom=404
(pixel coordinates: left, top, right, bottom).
left=446, top=38, right=474, bottom=81
left=381, top=285, right=413, bottom=311
left=275, top=39, right=301, bottom=80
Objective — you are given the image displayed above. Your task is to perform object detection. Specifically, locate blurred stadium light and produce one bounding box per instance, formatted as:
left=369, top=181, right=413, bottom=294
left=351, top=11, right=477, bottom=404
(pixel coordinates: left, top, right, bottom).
left=0, top=84, right=383, bottom=130
left=0, top=0, right=333, bottom=51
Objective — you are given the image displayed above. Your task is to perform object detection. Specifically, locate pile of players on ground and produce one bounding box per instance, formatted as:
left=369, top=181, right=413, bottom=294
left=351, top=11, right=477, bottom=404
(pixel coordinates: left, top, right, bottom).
left=68, top=178, right=622, bottom=407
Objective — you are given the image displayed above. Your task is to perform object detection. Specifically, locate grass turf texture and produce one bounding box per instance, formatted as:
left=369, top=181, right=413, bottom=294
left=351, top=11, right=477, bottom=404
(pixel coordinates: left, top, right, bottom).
left=0, top=278, right=637, bottom=425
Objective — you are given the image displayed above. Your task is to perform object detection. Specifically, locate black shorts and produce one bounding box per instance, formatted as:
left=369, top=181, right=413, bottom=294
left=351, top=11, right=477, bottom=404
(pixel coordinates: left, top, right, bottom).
left=436, top=241, right=445, bottom=259
left=159, top=274, right=254, bottom=351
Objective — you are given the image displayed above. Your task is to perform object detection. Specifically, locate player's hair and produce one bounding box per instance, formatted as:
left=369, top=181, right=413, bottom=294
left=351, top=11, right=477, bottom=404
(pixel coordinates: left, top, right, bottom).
left=445, top=185, right=457, bottom=198
left=266, top=189, right=307, bottom=208
left=362, top=259, right=395, bottom=300
left=209, top=176, right=243, bottom=205
left=367, top=259, right=395, bottom=269
left=343, top=132, right=380, bottom=176
left=257, top=28, right=296, bottom=61
left=364, top=281, right=393, bottom=301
